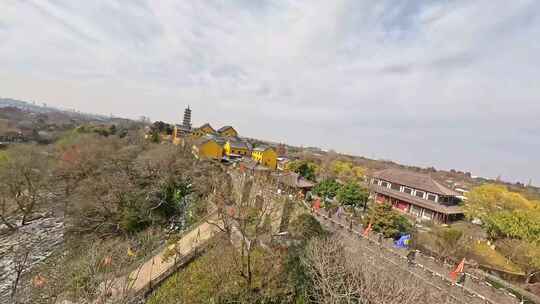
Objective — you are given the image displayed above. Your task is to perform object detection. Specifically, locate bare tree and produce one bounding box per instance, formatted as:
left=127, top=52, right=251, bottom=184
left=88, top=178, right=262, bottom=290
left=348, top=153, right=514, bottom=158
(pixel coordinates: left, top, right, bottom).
left=63, top=136, right=212, bottom=237
left=55, top=135, right=118, bottom=202
left=302, top=237, right=456, bottom=304
left=9, top=245, right=32, bottom=302
left=0, top=144, right=51, bottom=228
left=319, top=150, right=339, bottom=180
left=0, top=195, right=16, bottom=230
left=206, top=171, right=283, bottom=298
left=26, top=239, right=144, bottom=304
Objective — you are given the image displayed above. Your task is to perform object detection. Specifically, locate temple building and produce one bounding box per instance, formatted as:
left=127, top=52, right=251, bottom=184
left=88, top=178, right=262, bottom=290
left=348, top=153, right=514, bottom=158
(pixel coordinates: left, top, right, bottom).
left=369, top=168, right=464, bottom=223
left=251, top=146, right=278, bottom=170
left=192, top=136, right=223, bottom=160
left=170, top=106, right=278, bottom=171
left=224, top=139, right=250, bottom=157
left=217, top=126, right=238, bottom=137
left=191, top=123, right=216, bottom=139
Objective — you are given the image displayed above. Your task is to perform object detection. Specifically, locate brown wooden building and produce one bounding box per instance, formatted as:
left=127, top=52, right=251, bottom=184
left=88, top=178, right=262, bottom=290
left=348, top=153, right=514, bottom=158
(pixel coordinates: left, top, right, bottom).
left=369, top=169, right=463, bottom=223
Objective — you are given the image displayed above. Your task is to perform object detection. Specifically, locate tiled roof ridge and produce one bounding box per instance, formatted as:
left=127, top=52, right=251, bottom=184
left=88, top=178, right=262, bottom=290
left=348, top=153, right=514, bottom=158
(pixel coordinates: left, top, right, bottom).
left=218, top=125, right=234, bottom=132
left=372, top=168, right=459, bottom=196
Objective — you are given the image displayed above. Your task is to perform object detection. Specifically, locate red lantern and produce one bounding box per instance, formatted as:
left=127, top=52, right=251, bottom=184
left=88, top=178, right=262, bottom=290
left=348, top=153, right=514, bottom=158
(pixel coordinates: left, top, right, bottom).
left=32, top=274, right=46, bottom=288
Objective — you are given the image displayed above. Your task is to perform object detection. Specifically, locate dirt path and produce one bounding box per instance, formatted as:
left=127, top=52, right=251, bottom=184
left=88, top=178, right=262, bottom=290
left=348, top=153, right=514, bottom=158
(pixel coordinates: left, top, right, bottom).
left=109, top=214, right=219, bottom=301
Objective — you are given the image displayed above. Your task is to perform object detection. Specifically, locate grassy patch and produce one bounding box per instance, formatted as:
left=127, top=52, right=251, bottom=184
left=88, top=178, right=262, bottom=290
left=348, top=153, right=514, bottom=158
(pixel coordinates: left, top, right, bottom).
left=147, top=239, right=291, bottom=304
left=485, top=277, right=535, bottom=304
left=471, top=241, right=524, bottom=274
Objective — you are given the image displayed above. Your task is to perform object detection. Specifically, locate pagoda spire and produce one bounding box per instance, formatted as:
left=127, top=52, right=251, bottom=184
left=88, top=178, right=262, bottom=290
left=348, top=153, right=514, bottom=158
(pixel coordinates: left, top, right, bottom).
left=182, top=106, right=192, bottom=130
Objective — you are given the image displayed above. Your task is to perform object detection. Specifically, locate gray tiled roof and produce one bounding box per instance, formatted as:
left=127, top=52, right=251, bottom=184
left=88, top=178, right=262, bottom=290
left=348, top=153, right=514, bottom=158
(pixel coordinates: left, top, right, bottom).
left=228, top=140, right=248, bottom=149
left=194, top=134, right=223, bottom=146
left=214, top=137, right=226, bottom=145
left=197, top=123, right=215, bottom=132
left=371, top=184, right=463, bottom=215
left=218, top=125, right=235, bottom=133
left=253, top=145, right=272, bottom=152
left=371, top=168, right=460, bottom=196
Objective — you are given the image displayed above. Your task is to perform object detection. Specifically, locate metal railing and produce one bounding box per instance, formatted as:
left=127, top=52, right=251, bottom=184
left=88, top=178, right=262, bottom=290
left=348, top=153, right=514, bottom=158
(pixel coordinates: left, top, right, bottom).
left=299, top=199, right=525, bottom=304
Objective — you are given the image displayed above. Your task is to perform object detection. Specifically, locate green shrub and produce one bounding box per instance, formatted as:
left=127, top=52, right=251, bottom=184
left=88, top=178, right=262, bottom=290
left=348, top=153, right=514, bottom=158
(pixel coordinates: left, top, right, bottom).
left=485, top=209, right=540, bottom=243
left=287, top=160, right=318, bottom=181
left=364, top=202, right=413, bottom=238
left=313, top=179, right=341, bottom=199
left=289, top=214, right=325, bottom=242
left=336, top=181, right=369, bottom=208
left=119, top=202, right=152, bottom=234
left=156, top=178, right=192, bottom=218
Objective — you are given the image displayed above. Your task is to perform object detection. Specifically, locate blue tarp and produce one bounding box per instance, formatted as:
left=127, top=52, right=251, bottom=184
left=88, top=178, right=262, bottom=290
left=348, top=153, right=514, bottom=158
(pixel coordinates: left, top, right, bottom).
left=395, top=234, right=411, bottom=248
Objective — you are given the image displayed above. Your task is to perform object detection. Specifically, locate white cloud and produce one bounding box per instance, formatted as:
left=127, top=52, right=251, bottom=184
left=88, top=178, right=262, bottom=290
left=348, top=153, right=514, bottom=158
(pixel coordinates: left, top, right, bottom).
left=1, top=0, right=539, bottom=183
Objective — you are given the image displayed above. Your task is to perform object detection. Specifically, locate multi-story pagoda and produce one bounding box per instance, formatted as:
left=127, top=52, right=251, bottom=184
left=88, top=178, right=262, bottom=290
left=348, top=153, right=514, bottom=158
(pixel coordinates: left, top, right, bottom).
left=173, top=106, right=193, bottom=143
left=182, top=106, right=192, bottom=130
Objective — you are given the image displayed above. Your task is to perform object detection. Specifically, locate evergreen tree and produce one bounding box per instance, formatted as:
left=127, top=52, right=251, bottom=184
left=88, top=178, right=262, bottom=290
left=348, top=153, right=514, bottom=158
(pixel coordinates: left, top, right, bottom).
left=364, top=202, right=412, bottom=238
left=313, top=179, right=341, bottom=199
left=336, top=181, right=369, bottom=208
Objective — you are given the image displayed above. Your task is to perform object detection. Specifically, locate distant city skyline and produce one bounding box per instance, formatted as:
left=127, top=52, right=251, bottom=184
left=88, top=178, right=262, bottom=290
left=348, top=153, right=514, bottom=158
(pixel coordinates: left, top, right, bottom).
left=1, top=1, right=539, bottom=184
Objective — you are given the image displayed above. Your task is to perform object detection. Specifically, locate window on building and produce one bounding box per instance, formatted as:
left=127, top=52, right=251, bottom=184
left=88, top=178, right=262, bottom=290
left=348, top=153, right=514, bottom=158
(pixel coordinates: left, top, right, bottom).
left=403, top=187, right=413, bottom=195
left=372, top=179, right=379, bottom=185
left=422, top=209, right=434, bottom=220
left=415, top=191, right=425, bottom=198
left=390, top=183, right=401, bottom=191
left=427, top=194, right=437, bottom=201
left=381, top=181, right=389, bottom=188
left=410, top=205, right=421, bottom=216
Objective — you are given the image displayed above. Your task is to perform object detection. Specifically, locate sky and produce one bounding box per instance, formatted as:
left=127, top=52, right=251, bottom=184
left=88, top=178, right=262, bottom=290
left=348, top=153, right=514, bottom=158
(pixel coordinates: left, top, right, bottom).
left=1, top=0, right=539, bottom=184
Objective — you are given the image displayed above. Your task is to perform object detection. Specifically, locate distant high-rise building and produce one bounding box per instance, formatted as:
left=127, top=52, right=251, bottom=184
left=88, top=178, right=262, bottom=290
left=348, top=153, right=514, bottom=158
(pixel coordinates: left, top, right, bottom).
left=183, top=106, right=192, bottom=130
